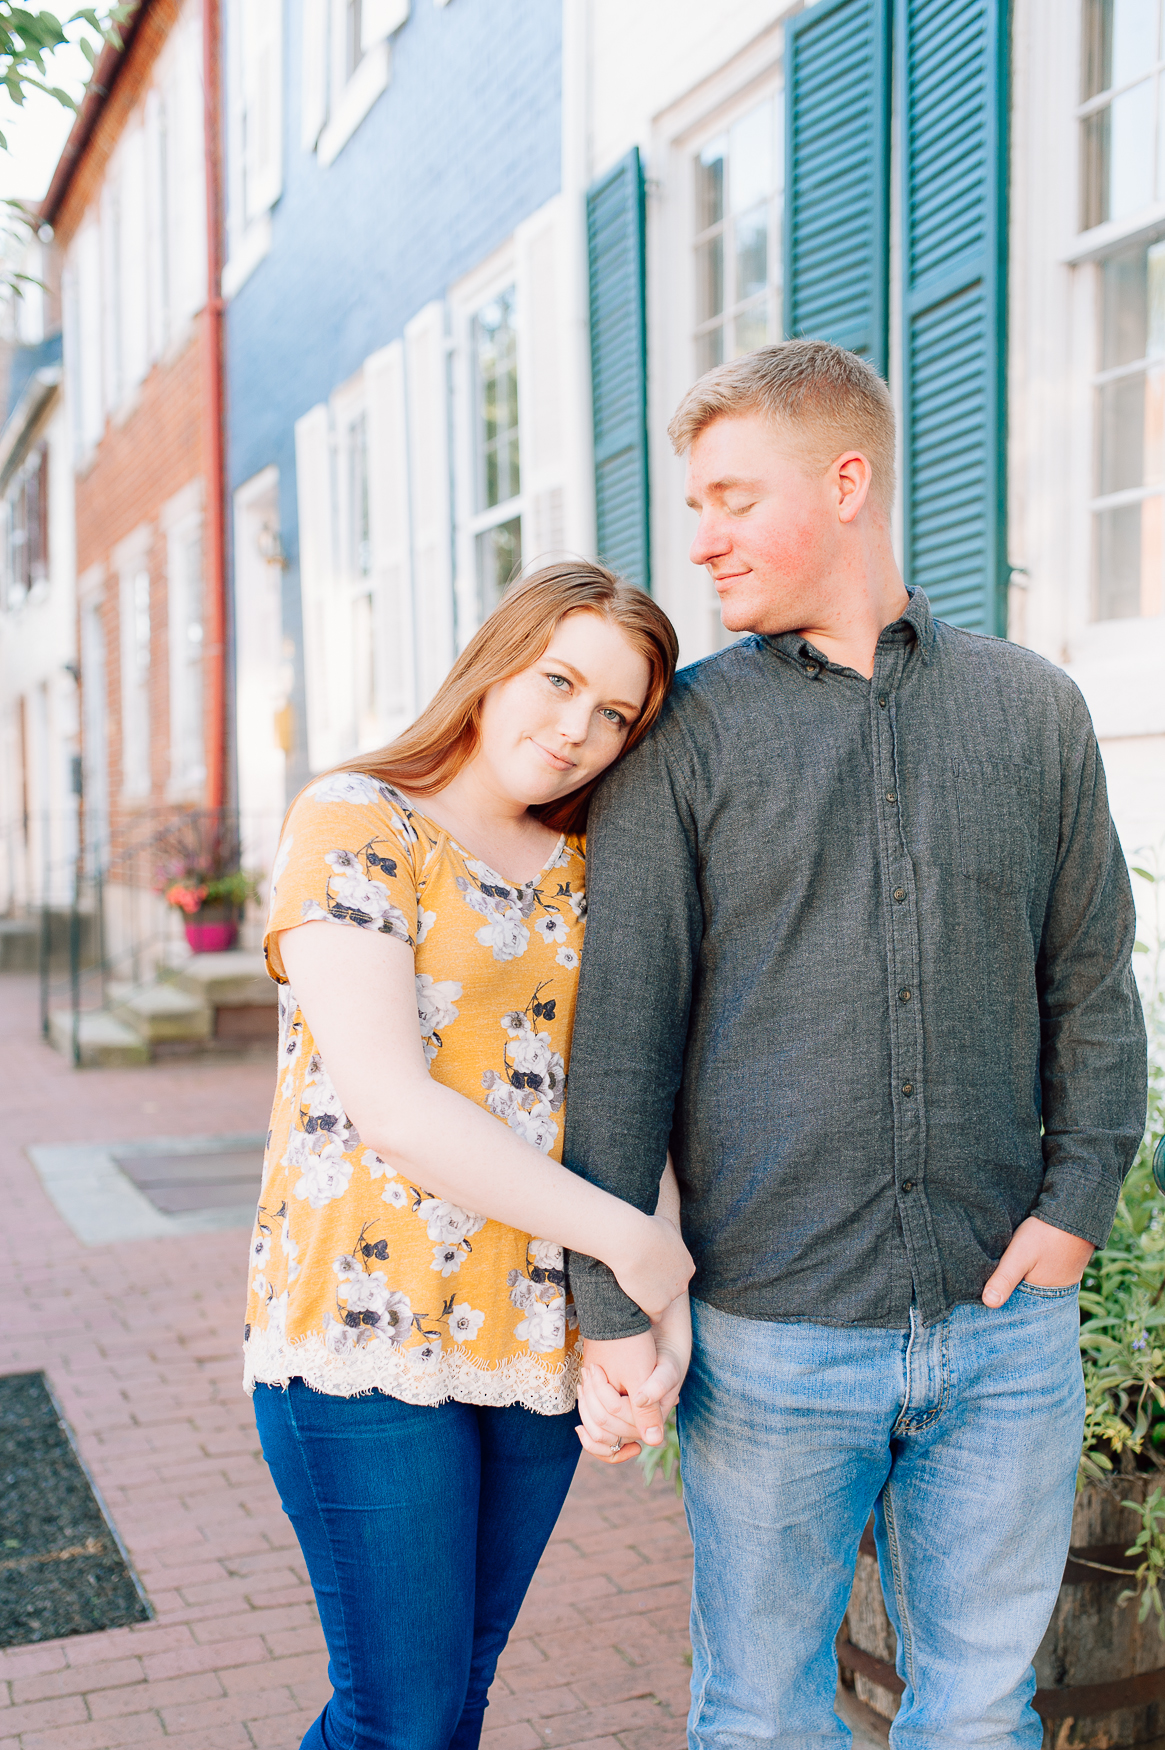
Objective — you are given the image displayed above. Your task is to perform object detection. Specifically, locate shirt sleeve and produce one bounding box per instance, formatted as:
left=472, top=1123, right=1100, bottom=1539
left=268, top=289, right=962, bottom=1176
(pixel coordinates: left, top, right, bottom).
left=263, top=772, right=420, bottom=984
left=564, top=714, right=704, bottom=1339
left=1034, top=684, right=1148, bottom=1247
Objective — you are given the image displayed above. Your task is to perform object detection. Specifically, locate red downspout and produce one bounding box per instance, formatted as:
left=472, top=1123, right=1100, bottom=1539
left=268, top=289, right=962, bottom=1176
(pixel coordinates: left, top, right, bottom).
left=201, top=0, right=227, bottom=814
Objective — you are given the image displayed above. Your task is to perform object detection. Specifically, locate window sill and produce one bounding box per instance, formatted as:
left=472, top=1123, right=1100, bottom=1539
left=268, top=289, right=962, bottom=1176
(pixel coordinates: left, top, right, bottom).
left=1063, top=203, right=1165, bottom=264
left=318, top=42, right=390, bottom=168
left=223, top=213, right=273, bottom=300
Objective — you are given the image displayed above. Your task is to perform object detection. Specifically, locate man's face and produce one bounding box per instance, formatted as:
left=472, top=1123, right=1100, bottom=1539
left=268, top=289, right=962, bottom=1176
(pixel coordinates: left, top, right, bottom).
left=685, top=411, right=838, bottom=635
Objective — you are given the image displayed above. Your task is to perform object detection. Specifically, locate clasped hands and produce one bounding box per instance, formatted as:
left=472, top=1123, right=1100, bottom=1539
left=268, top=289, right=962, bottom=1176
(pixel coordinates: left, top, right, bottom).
left=574, top=1312, right=691, bottom=1466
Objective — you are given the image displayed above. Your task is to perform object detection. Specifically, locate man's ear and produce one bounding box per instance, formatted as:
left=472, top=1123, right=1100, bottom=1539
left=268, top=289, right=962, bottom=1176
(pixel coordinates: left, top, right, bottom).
left=835, top=451, right=873, bottom=525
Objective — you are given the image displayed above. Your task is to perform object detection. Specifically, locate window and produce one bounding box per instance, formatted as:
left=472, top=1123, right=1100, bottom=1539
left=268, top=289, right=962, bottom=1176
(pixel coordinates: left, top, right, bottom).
left=305, top=0, right=408, bottom=167
left=693, top=96, right=783, bottom=374
left=168, top=514, right=205, bottom=794
left=3, top=443, right=49, bottom=609
left=472, top=287, right=522, bottom=619
left=1091, top=239, right=1165, bottom=619
left=1080, top=0, right=1165, bottom=229
left=120, top=565, right=152, bottom=799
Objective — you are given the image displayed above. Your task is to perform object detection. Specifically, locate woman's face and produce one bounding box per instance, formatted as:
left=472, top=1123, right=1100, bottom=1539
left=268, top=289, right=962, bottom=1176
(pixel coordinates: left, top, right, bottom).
left=475, top=611, right=652, bottom=809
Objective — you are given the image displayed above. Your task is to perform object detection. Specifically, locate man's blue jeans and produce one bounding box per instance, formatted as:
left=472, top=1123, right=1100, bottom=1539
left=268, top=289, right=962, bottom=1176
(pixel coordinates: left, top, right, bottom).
left=254, top=1381, right=580, bottom=1750
left=679, top=1289, right=1085, bottom=1749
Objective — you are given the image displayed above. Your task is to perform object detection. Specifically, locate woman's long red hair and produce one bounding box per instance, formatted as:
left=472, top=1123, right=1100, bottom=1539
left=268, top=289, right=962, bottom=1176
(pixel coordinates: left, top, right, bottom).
left=335, top=561, right=678, bottom=835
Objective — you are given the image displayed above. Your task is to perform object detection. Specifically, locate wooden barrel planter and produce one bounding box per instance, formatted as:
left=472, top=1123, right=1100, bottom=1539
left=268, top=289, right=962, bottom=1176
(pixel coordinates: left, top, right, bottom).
left=839, top=1476, right=1161, bottom=1747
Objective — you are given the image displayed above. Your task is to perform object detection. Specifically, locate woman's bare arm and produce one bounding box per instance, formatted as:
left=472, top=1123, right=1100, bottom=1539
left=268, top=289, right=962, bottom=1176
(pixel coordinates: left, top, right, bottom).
left=278, top=921, right=693, bottom=1321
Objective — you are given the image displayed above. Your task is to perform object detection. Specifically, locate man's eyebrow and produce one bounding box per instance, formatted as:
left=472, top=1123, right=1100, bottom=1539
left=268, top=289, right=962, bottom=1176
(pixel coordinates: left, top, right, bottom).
left=685, top=476, right=765, bottom=509
left=542, top=655, right=641, bottom=717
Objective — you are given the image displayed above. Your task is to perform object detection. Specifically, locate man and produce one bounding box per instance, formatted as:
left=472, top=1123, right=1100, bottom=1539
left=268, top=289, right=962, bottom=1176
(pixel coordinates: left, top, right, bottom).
left=564, top=340, right=1147, bottom=1747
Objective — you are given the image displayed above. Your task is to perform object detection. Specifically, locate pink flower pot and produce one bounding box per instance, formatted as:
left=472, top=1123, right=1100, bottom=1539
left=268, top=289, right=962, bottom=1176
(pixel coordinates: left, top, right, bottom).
left=184, top=918, right=238, bottom=953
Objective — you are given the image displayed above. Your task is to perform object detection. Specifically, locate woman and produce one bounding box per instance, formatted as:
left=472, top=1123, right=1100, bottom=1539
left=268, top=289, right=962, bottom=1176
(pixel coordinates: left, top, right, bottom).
left=245, top=561, right=693, bottom=1750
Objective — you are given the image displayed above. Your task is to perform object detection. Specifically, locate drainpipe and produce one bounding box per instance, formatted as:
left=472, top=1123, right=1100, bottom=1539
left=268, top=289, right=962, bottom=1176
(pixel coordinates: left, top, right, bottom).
left=201, top=0, right=227, bottom=814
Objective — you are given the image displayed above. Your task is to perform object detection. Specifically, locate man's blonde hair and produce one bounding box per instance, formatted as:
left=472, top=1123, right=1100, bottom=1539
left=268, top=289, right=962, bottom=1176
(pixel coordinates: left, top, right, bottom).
left=668, top=338, right=897, bottom=516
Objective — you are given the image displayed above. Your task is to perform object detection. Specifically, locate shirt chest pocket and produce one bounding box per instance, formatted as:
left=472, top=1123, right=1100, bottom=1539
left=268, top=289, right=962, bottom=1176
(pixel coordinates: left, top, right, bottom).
left=951, top=758, right=1041, bottom=893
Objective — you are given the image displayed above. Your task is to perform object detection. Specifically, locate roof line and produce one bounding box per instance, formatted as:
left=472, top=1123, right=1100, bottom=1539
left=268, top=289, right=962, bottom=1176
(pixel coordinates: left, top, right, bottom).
left=39, top=1, right=148, bottom=231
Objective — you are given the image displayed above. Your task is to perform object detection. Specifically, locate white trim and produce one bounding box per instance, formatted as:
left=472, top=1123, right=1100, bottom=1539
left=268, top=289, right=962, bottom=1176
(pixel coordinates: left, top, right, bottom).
left=1064, top=203, right=1165, bottom=263
left=318, top=39, right=390, bottom=166
left=222, top=212, right=273, bottom=298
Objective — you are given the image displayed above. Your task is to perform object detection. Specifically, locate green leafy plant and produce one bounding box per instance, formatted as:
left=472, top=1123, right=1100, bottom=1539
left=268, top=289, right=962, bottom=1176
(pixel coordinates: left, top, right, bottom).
left=1118, top=1488, right=1165, bottom=1636
left=638, top=1409, right=682, bottom=1496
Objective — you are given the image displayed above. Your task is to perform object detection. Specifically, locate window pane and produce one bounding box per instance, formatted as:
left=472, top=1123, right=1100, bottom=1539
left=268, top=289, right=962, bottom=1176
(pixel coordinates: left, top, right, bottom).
left=476, top=516, right=522, bottom=621
left=696, top=139, right=725, bottom=230
left=730, top=101, right=773, bottom=214
left=1151, top=238, right=1165, bottom=351
left=696, top=234, right=724, bottom=323
left=1094, top=501, right=1144, bottom=616
left=1110, top=78, right=1155, bottom=218
left=735, top=202, right=769, bottom=301
left=1081, top=108, right=1111, bottom=227
left=1097, top=370, right=1146, bottom=492
left=1113, top=0, right=1158, bottom=86
left=734, top=302, right=769, bottom=356
left=475, top=289, right=520, bottom=511
left=696, top=326, right=724, bottom=375
left=1083, top=0, right=1114, bottom=97
left=1101, top=241, right=1148, bottom=366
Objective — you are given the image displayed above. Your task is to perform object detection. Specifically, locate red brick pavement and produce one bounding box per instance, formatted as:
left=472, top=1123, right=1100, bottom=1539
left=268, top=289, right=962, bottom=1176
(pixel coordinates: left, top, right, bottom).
left=0, top=975, right=696, bottom=1750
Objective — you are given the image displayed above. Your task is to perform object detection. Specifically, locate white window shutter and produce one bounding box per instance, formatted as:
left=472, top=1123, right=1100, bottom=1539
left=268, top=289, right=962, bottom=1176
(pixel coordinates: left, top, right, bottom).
left=515, top=198, right=568, bottom=566
left=362, top=0, right=408, bottom=50
left=294, top=403, right=340, bottom=770
left=119, top=127, right=149, bottom=394
left=169, top=43, right=206, bottom=326
left=365, top=339, right=416, bottom=734
left=404, top=302, right=454, bottom=707
left=242, top=0, right=283, bottom=218
left=301, top=0, right=328, bottom=148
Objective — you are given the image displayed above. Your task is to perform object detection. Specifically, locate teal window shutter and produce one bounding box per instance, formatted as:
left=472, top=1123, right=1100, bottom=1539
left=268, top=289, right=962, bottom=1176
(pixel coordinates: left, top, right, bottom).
left=587, top=147, right=650, bottom=591
left=899, top=0, right=1009, bottom=634
left=784, top=0, right=891, bottom=374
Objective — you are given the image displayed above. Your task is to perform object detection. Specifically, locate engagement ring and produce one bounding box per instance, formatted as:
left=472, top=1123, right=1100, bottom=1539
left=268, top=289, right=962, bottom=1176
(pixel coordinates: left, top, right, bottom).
left=609, top=1438, right=623, bottom=1454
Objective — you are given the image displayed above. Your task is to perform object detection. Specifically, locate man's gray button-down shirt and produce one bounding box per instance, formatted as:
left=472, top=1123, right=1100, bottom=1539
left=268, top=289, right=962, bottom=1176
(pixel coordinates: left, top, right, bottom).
left=564, top=589, right=1148, bottom=1337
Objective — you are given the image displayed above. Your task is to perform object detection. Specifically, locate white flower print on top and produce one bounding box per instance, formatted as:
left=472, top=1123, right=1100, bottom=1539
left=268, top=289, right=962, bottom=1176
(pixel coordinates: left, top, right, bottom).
left=535, top=913, right=570, bottom=946
left=515, top=1297, right=567, bottom=1354
left=363, top=1149, right=410, bottom=1208
left=291, top=1138, right=354, bottom=1209
left=415, top=974, right=462, bottom=1063
left=308, top=772, right=391, bottom=806
left=414, top=1337, right=443, bottom=1368
left=323, top=849, right=412, bottom=940
left=280, top=1209, right=301, bottom=1283
left=417, top=904, right=436, bottom=944
left=270, top=832, right=293, bottom=899
left=474, top=904, right=529, bottom=961
left=432, top=1242, right=467, bottom=1277
left=555, top=946, right=579, bottom=970
left=528, top=1238, right=565, bottom=1272
left=449, top=1303, right=485, bottom=1342
left=415, top=1198, right=486, bottom=1246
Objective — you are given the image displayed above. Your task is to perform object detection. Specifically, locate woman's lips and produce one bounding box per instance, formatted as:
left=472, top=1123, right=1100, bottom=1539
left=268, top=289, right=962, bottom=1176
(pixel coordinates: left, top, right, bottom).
left=531, top=739, right=575, bottom=772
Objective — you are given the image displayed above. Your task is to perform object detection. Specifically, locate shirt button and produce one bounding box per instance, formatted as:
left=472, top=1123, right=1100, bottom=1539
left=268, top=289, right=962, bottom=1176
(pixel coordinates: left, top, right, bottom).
left=902, top=1180, right=915, bottom=1192
left=902, top=1082, right=914, bottom=1096
left=899, top=988, right=911, bottom=1003
left=806, top=664, right=818, bottom=677
left=885, top=790, right=897, bottom=804
left=894, top=887, right=907, bottom=902
left=878, top=696, right=887, bottom=708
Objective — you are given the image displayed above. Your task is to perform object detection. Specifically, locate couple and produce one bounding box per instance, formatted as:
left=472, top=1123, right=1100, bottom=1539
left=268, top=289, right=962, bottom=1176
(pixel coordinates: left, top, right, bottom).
left=244, top=339, right=1147, bottom=1750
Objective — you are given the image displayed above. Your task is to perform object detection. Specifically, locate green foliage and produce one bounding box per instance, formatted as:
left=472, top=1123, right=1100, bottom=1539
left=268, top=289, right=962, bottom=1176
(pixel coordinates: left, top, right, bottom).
left=638, top=1409, right=682, bottom=1496
left=0, top=5, right=133, bottom=143
left=1119, top=1488, right=1165, bottom=1638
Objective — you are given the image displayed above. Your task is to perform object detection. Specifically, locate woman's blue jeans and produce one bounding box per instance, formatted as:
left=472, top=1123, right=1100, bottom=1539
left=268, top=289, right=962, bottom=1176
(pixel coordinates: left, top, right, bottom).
left=679, top=1288, right=1085, bottom=1749
left=253, top=1380, right=580, bottom=1750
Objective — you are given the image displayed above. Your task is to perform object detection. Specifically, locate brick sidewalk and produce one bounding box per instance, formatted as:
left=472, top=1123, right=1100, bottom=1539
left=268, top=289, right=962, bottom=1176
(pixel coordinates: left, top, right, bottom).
left=0, top=975, right=695, bottom=1750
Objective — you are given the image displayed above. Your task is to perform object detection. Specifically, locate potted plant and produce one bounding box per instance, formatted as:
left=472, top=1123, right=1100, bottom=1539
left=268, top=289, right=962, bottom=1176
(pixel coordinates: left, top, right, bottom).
left=155, top=814, right=259, bottom=954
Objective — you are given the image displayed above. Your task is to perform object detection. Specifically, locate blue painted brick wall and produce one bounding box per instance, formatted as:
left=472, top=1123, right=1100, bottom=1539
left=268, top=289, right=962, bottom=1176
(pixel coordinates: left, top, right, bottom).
left=226, top=0, right=562, bottom=793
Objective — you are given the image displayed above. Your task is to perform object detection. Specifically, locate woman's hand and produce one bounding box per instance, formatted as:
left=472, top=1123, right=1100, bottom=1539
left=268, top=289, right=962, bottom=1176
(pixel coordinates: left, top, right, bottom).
left=606, top=1211, right=693, bottom=1323
left=575, top=1290, right=692, bottom=1463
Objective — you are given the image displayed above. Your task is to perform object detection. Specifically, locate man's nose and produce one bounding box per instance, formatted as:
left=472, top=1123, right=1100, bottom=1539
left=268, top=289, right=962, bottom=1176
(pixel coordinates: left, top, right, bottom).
left=689, top=513, right=730, bottom=569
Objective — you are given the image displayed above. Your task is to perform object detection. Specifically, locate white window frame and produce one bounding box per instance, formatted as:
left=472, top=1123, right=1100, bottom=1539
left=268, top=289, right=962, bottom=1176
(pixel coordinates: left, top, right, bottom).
left=303, top=0, right=408, bottom=167
left=450, top=245, right=526, bottom=643
left=223, top=0, right=284, bottom=298
left=115, top=526, right=153, bottom=801
left=649, top=27, right=786, bottom=666
left=164, top=481, right=206, bottom=799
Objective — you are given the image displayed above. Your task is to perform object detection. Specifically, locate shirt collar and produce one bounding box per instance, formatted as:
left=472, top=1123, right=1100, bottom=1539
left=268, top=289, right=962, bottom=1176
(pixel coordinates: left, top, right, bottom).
left=763, top=585, right=935, bottom=673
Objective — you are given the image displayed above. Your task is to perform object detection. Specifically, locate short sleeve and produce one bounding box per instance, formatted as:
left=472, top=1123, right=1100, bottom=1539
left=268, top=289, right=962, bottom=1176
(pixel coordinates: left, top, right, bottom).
left=264, top=772, right=421, bottom=984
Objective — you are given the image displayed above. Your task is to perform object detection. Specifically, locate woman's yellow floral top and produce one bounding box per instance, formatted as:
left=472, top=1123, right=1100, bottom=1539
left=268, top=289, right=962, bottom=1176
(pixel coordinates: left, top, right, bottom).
left=242, top=771, right=586, bottom=1414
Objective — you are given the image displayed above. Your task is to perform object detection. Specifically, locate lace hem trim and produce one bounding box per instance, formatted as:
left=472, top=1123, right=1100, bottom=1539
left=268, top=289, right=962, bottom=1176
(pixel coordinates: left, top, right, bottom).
left=242, top=1326, right=581, bottom=1415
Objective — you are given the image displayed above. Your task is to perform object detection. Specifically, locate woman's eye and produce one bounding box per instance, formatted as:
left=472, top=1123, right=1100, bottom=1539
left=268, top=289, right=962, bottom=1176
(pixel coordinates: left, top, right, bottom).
left=599, top=707, right=627, bottom=728
left=546, top=672, right=570, bottom=690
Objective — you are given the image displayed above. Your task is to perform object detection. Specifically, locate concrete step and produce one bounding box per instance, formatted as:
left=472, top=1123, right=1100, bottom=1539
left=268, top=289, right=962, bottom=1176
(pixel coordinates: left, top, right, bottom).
left=48, top=1009, right=150, bottom=1068
left=167, top=950, right=274, bottom=1010
left=109, top=981, right=212, bottom=1044
left=0, top=918, right=38, bottom=973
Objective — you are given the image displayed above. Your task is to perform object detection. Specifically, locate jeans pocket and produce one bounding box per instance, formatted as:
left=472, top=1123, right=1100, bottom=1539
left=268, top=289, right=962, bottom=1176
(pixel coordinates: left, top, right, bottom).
left=1014, top=1280, right=1080, bottom=1300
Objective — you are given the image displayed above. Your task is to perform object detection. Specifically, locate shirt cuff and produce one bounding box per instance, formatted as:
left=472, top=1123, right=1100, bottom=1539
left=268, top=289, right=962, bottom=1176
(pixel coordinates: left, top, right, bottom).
left=565, top=1252, right=652, bottom=1340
